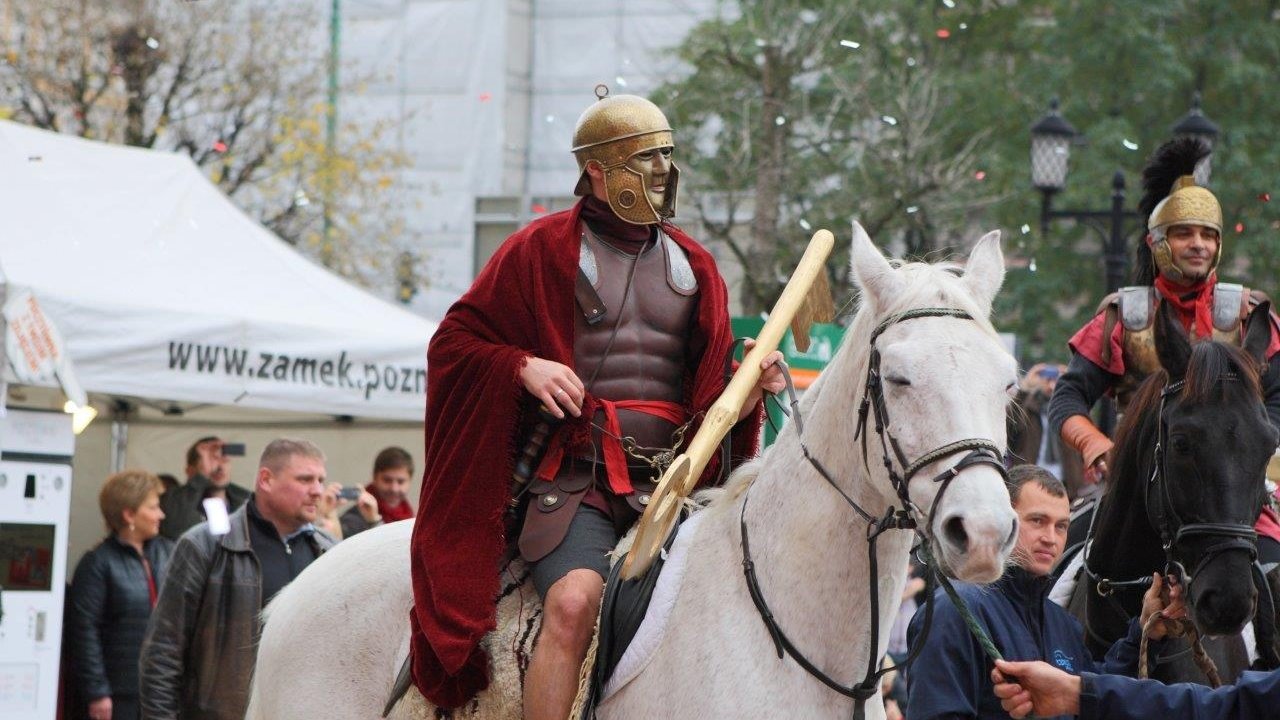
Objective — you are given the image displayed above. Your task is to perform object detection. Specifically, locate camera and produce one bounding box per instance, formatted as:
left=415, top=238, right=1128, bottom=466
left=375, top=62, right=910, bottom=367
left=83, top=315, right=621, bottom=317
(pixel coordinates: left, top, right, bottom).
left=1037, top=367, right=1061, bottom=381
left=336, top=486, right=362, bottom=501
left=221, top=442, right=246, bottom=457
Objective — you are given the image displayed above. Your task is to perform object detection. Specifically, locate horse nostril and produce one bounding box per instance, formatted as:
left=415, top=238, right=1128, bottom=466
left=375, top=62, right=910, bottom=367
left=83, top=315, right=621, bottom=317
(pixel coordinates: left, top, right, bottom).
left=943, top=516, right=969, bottom=553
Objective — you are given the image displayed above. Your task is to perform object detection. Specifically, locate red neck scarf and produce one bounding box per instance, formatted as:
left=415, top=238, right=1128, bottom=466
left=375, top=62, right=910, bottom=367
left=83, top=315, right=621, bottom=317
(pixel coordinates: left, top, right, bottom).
left=365, top=483, right=414, bottom=522
left=1154, top=272, right=1217, bottom=339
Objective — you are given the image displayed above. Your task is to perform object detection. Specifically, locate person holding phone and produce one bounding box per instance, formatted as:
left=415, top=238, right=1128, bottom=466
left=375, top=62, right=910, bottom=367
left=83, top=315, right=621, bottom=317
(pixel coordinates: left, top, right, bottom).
left=159, top=436, right=251, bottom=540
left=339, top=446, right=415, bottom=539
left=1007, top=363, right=1086, bottom=500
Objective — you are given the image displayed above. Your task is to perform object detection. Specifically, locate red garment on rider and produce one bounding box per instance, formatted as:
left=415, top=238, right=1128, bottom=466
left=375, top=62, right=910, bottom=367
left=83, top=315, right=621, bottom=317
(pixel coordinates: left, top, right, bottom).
left=408, top=199, right=762, bottom=708
left=534, top=399, right=687, bottom=495
left=1068, top=281, right=1280, bottom=377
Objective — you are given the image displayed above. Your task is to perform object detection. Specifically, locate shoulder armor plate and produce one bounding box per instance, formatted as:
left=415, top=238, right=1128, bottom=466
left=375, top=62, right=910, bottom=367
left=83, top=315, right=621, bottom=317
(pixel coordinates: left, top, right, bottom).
left=579, top=235, right=599, bottom=287
left=1213, top=283, right=1245, bottom=332
left=662, top=231, right=698, bottom=295
left=1118, top=286, right=1155, bottom=332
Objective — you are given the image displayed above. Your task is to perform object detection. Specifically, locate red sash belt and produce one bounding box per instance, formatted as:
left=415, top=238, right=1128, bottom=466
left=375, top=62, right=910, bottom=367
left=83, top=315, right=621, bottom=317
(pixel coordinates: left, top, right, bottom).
left=535, top=399, right=687, bottom=495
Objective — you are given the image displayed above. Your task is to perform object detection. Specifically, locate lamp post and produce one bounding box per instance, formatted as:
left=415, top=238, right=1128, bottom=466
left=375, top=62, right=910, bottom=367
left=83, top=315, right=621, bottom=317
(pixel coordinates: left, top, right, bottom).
left=1030, top=96, right=1220, bottom=293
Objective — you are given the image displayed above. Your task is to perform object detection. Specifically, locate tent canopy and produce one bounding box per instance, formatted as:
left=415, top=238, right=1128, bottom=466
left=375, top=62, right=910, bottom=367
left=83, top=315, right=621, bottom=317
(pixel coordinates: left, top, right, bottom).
left=0, top=120, right=436, bottom=421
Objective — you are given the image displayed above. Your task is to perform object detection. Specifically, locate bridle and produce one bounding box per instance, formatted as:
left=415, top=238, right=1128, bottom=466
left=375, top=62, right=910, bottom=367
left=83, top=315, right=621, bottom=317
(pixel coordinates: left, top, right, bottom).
left=740, top=307, right=1009, bottom=719
left=1081, top=373, right=1277, bottom=671
left=1147, top=377, right=1258, bottom=590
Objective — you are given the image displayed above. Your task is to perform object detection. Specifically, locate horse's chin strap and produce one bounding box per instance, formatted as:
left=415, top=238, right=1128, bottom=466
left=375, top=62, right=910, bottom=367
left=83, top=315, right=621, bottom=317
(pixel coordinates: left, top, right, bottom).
left=741, top=309, right=1009, bottom=720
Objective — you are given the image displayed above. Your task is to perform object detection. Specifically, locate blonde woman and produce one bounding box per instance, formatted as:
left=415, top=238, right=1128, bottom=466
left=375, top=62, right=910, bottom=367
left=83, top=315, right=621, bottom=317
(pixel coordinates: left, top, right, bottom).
left=68, top=470, right=173, bottom=720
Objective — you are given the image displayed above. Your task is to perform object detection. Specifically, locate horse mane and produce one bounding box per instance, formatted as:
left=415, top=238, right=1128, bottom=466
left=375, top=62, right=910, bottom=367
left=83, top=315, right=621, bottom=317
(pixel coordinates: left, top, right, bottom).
left=1096, top=341, right=1263, bottom=532
left=706, top=255, right=1001, bottom=507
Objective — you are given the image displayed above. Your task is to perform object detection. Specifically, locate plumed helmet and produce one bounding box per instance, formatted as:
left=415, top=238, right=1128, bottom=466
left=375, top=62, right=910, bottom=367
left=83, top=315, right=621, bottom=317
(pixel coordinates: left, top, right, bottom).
left=1138, top=138, right=1222, bottom=283
left=571, top=86, right=679, bottom=225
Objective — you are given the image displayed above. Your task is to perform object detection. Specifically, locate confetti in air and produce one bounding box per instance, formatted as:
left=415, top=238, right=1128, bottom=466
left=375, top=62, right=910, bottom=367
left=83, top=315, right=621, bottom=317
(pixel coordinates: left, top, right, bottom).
left=545, top=114, right=555, bottom=123
left=959, top=23, right=968, bottom=30
left=882, top=115, right=899, bottom=126
left=212, top=141, right=227, bottom=153
left=146, top=37, right=160, bottom=49
left=1122, top=139, right=1139, bottom=151
left=942, top=0, right=956, bottom=7
left=906, top=206, right=919, bottom=214
left=615, top=76, right=628, bottom=87
left=974, top=170, right=986, bottom=181
left=936, top=29, right=951, bottom=39
left=799, top=9, right=819, bottom=23
left=799, top=218, right=812, bottom=230
left=775, top=116, right=787, bottom=126
left=532, top=203, right=548, bottom=214
left=1236, top=222, right=1245, bottom=233
left=1021, top=224, right=1031, bottom=235
left=1029, top=258, right=1038, bottom=272
left=840, top=40, right=861, bottom=49
left=478, top=92, right=492, bottom=102
left=1260, top=192, right=1271, bottom=202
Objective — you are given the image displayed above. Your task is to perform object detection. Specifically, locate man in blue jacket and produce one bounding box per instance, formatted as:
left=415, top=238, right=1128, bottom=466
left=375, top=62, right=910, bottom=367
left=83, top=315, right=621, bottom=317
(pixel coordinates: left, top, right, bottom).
left=906, top=465, right=1172, bottom=719
left=993, top=640, right=1279, bottom=719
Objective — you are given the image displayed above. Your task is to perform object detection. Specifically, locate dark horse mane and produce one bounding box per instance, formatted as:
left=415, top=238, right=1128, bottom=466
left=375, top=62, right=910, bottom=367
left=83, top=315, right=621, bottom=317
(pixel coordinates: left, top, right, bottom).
left=1096, top=341, right=1263, bottom=535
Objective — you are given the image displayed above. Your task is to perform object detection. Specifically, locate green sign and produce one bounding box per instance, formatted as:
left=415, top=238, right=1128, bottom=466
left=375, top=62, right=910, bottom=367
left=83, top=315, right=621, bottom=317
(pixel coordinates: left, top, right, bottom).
left=730, top=318, right=846, bottom=446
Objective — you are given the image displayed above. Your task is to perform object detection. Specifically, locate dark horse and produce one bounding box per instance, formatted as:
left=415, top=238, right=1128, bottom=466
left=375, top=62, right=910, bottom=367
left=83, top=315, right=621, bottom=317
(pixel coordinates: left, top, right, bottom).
left=1067, top=300, right=1280, bottom=684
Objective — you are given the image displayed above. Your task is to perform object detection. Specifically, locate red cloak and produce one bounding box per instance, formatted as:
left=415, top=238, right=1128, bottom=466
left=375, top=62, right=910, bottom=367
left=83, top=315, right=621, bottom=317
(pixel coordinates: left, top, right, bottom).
left=408, top=200, right=761, bottom=707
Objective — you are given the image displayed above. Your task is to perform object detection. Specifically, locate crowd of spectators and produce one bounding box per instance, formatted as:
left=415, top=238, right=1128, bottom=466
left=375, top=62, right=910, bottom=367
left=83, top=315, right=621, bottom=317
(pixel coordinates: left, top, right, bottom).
left=63, top=436, right=415, bottom=720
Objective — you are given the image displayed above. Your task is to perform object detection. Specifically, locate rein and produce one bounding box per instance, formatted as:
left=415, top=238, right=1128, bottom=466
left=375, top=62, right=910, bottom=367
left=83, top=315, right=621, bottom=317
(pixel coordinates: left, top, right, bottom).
left=739, top=307, right=1009, bottom=719
left=1081, top=373, right=1276, bottom=683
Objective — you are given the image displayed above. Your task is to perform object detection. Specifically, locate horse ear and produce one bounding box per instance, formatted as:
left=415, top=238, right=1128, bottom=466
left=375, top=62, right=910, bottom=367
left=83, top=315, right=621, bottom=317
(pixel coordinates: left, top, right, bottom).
left=849, top=220, right=904, bottom=310
left=961, top=230, right=1005, bottom=317
left=1243, top=300, right=1273, bottom=368
left=1154, top=300, right=1191, bottom=380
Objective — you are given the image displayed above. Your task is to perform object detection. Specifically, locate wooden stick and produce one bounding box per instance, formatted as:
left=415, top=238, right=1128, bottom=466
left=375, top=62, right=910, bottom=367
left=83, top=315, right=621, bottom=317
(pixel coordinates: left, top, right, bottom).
left=622, top=229, right=836, bottom=579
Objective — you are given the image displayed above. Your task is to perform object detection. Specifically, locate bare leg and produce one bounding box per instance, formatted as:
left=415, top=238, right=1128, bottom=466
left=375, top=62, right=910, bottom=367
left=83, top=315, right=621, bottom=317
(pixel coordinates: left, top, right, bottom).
left=523, top=568, right=604, bottom=720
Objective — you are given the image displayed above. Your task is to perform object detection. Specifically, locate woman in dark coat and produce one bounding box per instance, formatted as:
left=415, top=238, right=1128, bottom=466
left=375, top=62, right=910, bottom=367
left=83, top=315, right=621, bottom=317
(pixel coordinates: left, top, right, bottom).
left=67, top=470, right=173, bottom=720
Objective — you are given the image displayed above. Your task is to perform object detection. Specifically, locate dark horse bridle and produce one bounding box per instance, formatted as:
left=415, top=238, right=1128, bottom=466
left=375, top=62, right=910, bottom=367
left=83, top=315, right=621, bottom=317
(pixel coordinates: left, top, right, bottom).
left=739, top=308, right=1009, bottom=720
left=1082, top=374, right=1279, bottom=671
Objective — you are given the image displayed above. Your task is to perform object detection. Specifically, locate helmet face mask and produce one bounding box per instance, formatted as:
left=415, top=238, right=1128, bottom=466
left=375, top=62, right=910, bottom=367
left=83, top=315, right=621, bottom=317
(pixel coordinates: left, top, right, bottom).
left=572, top=92, right=680, bottom=225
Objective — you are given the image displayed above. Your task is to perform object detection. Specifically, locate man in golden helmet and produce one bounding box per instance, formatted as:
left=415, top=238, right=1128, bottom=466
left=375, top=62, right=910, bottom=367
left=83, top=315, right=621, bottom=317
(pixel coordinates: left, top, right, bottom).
left=1048, top=136, right=1280, bottom=529
left=407, top=86, right=783, bottom=717
left=571, top=86, right=680, bottom=225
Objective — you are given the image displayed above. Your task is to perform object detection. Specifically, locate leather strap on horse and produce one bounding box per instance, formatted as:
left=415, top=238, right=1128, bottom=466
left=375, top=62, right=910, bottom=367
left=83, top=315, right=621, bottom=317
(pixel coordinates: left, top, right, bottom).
left=742, top=309, right=1011, bottom=720
left=1138, top=613, right=1222, bottom=687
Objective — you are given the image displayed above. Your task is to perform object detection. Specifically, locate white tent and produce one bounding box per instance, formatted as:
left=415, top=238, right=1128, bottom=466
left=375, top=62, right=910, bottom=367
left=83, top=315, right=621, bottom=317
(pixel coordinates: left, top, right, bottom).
left=0, top=120, right=440, bottom=568
left=0, top=119, right=436, bottom=421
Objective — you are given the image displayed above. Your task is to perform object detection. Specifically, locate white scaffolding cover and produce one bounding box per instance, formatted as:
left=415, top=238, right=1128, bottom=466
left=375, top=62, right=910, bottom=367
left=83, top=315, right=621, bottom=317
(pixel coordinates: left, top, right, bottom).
left=0, top=120, right=436, bottom=421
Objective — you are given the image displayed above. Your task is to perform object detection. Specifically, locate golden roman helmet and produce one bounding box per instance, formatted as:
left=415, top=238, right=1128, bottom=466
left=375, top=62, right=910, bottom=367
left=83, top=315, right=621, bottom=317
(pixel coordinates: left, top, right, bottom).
left=571, top=86, right=679, bottom=225
left=1147, top=175, right=1223, bottom=282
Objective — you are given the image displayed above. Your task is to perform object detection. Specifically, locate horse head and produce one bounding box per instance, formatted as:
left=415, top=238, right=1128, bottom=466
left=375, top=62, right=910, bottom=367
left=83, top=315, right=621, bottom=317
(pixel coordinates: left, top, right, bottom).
left=849, top=222, right=1017, bottom=583
left=1146, top=300, right=1278, bottom=635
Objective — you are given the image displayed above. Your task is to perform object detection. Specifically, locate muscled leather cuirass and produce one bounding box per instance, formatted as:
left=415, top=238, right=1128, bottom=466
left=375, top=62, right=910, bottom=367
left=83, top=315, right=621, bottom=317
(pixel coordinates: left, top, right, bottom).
left=575, top=228, right=698, bottom=455
left=518, top=226, right=700, bottom=562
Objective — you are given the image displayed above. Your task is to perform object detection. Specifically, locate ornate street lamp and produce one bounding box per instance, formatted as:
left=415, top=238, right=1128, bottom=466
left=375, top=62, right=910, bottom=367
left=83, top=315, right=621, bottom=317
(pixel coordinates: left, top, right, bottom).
left=1171, top=93, right=1220, bottom=186
left=1029, top=96, right=1219, bottom=294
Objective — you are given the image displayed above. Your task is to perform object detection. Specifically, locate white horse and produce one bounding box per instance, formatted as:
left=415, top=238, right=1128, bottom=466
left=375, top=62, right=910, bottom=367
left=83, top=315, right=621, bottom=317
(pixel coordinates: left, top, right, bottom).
left=247, top=224, right=1019, bottom=720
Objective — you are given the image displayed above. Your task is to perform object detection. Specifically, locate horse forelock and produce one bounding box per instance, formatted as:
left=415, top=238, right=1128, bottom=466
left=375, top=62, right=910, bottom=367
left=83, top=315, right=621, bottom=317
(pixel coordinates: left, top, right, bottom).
left=1181, top=342, right=1263, bottom=406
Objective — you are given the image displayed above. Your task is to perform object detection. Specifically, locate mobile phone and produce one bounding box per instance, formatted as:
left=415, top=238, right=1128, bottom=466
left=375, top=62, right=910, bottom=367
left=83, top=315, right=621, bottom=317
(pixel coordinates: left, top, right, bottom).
left=337, top=486, right=361, bottom=501
left=1037, top=367, right=1061, bottom=381
left=221, top=442, right=247, bottom=457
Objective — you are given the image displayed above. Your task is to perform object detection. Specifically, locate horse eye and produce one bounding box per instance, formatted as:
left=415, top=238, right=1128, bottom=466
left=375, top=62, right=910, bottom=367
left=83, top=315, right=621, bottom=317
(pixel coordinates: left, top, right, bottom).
left=1171, top=436, right=1192, bottom=454
left=886, top=375, right=911, bottom=387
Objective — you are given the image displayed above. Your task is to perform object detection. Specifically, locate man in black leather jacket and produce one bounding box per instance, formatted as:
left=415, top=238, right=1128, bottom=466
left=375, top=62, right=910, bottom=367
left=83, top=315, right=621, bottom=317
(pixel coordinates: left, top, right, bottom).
left=159, top=437, right=250, bottom=540
left=139, top=439, right=336, bottom=720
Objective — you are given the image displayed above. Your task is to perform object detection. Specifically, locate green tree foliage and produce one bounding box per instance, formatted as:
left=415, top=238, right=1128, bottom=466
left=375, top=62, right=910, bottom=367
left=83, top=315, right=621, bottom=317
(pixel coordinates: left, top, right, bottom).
left=0, top=0, right=419, bottom=291
left=660, top=0, right=1280, bottom=364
